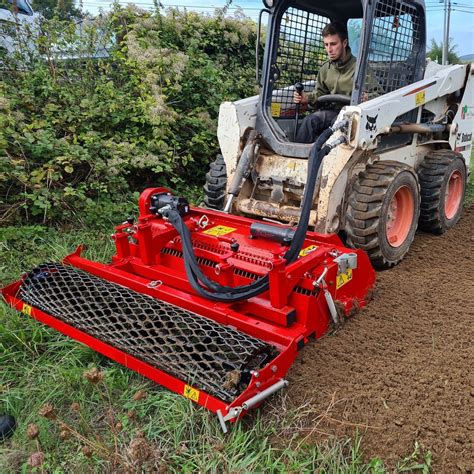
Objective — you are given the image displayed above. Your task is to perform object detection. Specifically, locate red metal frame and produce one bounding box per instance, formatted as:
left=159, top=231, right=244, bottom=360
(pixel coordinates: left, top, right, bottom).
left=1, top=189, right=376, bottom=423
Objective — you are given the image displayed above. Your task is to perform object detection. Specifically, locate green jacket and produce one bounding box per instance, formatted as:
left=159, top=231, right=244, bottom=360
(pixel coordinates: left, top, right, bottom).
left=308, top=51, right=356, bottom=106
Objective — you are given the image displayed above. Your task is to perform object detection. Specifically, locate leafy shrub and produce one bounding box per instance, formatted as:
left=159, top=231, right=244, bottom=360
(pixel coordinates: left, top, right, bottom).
left=0, top=6, right=257, bottom=225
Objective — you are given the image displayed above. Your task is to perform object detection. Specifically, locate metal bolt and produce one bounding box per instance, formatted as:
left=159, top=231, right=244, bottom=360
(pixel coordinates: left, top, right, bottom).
left=256, top=382, right=261, bottom=388
left=271, top=365, right=277, bottom=373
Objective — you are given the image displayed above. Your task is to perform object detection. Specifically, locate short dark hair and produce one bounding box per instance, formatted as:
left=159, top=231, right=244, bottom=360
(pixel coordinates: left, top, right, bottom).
left=322, top=22, right=348, bottom=42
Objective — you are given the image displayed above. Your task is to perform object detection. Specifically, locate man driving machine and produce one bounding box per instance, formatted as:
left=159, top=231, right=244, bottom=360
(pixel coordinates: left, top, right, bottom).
left=293, top=21, right=356, bottom=143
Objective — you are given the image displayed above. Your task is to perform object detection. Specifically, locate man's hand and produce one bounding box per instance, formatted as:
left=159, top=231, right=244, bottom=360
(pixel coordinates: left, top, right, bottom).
left=293, top=90, right=309, bottom=105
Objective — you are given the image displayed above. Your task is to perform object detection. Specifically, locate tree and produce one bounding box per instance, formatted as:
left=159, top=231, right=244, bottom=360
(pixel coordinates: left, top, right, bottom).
left=30, top=0, right=83, bottom=20
left=427, top=38, right=460, bottom=64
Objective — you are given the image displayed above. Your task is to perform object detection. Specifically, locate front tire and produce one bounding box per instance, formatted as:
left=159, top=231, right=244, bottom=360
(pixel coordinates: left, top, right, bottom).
left=346, top=161, right=420, bottom=269
left=418, top=151, right=466, bottom=234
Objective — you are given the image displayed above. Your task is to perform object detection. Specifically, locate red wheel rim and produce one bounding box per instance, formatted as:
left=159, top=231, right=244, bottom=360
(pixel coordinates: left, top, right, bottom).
left=444, top=170, right=463, bottom=220
left=386, top=186, right=415, bottom=248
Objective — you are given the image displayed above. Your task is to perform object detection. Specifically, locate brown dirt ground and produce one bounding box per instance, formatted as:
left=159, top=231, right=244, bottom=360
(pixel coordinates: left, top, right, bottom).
left=285, top=206, right=474, bottom=471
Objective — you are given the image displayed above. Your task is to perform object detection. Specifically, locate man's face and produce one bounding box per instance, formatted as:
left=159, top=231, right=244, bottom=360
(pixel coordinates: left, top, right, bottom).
left=323, top=34, right=347, bottom=62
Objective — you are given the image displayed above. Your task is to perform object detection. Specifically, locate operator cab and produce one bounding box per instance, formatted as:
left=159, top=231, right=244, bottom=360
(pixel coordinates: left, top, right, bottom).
left=256, top=0, right=426, bottom=157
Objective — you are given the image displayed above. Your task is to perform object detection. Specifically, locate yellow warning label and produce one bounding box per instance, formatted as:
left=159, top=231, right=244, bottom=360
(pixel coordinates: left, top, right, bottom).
left=203, top=225, right=236, bottom=237
left=336, top=268, right=353, bottom=289
left=271, top=102, right=282, bottom=117
left=22, top=304, right=32, bottom=316
left=299, top=245, right=319, bottom=258
left=183, top=385, right=200, bottom=402
left=415, top=91, right=426, bottom=106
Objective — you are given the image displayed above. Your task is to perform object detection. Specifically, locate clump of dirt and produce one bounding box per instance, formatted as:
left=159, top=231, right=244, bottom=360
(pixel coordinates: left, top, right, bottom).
left=287, top=206, right=473, bottom=471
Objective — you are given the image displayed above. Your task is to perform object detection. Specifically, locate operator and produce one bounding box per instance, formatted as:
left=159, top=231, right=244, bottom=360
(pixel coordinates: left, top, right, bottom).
left=294, top=22, right=356, bottom=144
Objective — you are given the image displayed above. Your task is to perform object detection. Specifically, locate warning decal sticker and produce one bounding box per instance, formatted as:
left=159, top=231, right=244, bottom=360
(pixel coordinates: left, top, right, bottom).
left=336, top=269, right=353, bottom=289
left=203, top=225, right=237, bottom=237
left=183, top=385, right=200, bottom=402
left=415, top=91, right=426, bottom=106
left=271, top=102, right=282, bottom=117
left=299, top=245, right=319, bottom=258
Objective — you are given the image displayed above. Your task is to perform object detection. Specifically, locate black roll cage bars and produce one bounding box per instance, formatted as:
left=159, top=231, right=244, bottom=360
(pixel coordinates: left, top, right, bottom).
left=255, top=0, right=426, bottom=158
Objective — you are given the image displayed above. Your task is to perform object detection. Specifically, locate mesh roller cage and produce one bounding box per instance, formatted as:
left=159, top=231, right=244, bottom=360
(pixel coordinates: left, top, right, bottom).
left=18, top=263, right=279, bottom=403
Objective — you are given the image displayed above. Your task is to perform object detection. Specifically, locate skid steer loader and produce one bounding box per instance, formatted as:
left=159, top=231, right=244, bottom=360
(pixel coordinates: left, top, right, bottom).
left=2, top=0, right=472, bottom=431
left=205, top=0, right=473, bottom=269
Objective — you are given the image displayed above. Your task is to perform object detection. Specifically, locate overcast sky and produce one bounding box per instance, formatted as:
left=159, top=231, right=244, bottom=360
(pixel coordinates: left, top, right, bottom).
left=82, top=0, right=474, bottom=57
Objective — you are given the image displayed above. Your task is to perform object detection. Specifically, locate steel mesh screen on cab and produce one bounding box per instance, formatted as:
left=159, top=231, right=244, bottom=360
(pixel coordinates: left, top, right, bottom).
left=271, top=8, right=329, bottom=119
left=364, top=0, right=422, bottom=97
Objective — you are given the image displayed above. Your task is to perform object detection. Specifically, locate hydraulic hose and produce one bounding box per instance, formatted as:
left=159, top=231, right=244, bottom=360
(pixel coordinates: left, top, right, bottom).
left=284, top=126, right=333, bottom=263
left=163, top=122, right=346, bottom=302
left=166, top=209, right=269, bottom=301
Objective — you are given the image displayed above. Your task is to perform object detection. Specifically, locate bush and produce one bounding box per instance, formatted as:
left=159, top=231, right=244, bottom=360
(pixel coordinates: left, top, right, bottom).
left=0, top=6, right=257, bottom=225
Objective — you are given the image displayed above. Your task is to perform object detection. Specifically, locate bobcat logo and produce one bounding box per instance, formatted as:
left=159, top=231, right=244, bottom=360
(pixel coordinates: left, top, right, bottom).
left=366, top=114, right=378, bottom=132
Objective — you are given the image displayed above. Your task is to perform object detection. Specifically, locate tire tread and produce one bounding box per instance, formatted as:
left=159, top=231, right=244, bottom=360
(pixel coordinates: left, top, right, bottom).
left=203, top=154, right=227, bottom=210
left=346, top=161, right=419, bottom=269
left=418, top=150, right=466, bottom=234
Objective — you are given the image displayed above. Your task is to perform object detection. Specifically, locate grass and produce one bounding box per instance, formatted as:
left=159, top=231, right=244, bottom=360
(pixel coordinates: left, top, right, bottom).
left=0, top=224, right=437, bottom=472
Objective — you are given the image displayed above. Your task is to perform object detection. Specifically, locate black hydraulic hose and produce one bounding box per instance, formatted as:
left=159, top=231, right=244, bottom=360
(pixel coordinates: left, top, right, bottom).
left=176, top=137, right=332, bottom=301
left=164, top=126, right=337, bottom=302
left=284, top=127, right=334, bottom=263
left=167, top=210, right=269, bottom=300
left=166, top=209, right=263, bottom=294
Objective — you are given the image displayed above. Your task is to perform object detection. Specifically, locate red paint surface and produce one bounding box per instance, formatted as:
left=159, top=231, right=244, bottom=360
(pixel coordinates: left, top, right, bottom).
left=2, top=189, right=376, bottom=421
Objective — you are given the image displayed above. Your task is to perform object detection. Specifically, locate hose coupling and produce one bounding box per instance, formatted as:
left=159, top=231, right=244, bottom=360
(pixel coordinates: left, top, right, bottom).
left=330, top=119, right=349, bottom=133
left=326, top=134, right=348, bottom=151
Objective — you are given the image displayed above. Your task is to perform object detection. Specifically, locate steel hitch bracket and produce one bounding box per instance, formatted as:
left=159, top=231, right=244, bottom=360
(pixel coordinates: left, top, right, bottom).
left=217, top=379, right=289, bottom=433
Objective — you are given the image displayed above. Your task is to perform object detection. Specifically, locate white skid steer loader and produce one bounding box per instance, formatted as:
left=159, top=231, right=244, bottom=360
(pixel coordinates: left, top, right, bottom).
left=204, top=0, right=473, bottom=269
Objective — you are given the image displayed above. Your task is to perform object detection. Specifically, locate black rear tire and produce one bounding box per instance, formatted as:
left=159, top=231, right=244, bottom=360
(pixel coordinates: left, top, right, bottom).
left=418, top=150, right=466, bottom=234
left=203, top=154, right=227, bottom=210
left=346, top=161, right=420, bottom=269
left=0, top=414, right=16, bottom=442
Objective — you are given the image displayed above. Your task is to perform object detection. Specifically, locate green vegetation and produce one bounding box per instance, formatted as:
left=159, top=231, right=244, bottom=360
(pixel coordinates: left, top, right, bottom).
left=31, top=0, right=83, bottom=21
left=467, top=149, right=474, bottom=203
left=0, top=6, right=258, bottom=225
left=426, top=38, right=460, bottom=64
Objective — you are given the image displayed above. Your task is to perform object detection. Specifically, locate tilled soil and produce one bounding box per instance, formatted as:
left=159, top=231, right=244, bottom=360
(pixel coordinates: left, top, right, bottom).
left=286, top=206, right=473, bottom=471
